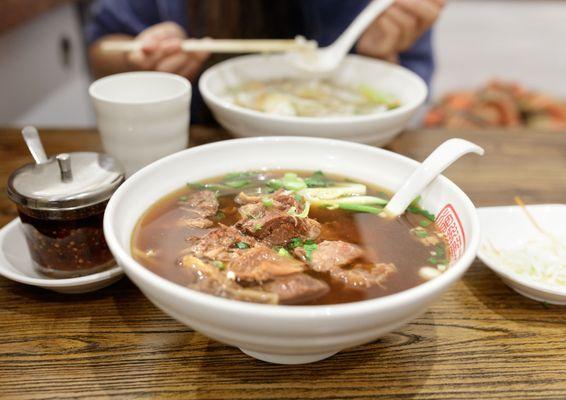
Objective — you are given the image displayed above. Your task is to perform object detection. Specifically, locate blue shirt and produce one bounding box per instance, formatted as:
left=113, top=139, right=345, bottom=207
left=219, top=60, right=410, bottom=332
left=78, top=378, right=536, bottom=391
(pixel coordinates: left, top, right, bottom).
left=86, top=0, right=434, bottom=120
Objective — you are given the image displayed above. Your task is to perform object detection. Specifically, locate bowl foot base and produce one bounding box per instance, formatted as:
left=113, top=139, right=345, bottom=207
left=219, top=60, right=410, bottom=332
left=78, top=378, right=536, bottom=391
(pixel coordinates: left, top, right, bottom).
left=239, top=348, right=338, bottom=364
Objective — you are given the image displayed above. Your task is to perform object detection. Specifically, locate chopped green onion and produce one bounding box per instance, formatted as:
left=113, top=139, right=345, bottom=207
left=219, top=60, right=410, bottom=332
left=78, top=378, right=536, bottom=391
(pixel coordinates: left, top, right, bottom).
left=214, top=211, right=226, bottom=221
left=303, top=242, right=318, bottom=262
left=253, top=223, right=262, bottom=232
left=267, top=179, right=283, bottom=190
left=281, top=172, right=307, bottom=191
left=359, top=85, right=400, bottom=109
left=419, top=220, right=432, bottom=227
left=225, top=179, right=250, bottom=189
left=415, top=230, right=428, bottom=238
left=212, top=260, right=225, bottom=270
left=408, top=205, right=435, bottom=222
left=178, top=196, right=188, bottom=202
left=262, top=197, right=274, bottom=207
left=299, top=184, right=367, bottom=200
left=288, top=237, right=303, bottom=249
left=236, top=242, right=250, bottom=249
left=277, top=248, right=291, bottom=258
left=337, top=203, right=383, bottom=214
left=313, top=195, right=388, bottom=208
left=288, top=201, right=311, bottom=218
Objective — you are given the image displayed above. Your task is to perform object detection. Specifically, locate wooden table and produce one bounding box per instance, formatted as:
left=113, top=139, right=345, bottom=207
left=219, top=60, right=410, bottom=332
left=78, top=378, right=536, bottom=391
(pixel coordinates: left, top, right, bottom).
left=0, top=127, right=565, bottom=399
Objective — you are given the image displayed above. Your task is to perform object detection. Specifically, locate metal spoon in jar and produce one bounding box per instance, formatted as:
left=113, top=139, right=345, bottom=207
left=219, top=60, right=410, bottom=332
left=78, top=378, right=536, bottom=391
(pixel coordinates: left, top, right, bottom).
left=384, top=138, right=485, bottom=218
left=21, top=126, right=49, bottom=164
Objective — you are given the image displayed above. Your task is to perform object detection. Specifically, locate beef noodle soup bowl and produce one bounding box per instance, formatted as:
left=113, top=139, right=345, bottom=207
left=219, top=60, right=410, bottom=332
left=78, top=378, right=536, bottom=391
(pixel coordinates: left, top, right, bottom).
left=199, top=54, right=427, bottom=146
left=104, top=137, right=479, bottom=364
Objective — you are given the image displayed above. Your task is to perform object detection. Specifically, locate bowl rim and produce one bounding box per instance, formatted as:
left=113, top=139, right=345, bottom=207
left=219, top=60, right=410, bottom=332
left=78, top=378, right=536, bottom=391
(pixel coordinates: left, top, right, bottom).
left=89, top=71, right=191, bottom=106
left=477, top=205, right=566, bottom=298
left=198, top=53, right=428, bottom=125
left=104, top=136, right=480, bottom=319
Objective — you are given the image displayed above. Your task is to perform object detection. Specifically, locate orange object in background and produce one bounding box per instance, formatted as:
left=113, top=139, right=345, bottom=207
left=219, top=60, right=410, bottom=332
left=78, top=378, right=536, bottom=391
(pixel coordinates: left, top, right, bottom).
left=425, top=80, right=566, bottom=130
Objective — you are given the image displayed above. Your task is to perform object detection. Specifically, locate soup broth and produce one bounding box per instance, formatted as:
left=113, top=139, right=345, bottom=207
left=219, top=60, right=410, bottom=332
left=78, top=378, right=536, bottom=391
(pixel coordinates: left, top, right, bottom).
left=224, top=80, right=400, bottom=118
left=132, top=170, right=450, bottom=305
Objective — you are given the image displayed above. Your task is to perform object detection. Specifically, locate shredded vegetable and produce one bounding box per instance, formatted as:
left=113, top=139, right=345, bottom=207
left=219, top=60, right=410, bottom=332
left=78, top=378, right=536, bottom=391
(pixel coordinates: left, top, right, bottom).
left=484, top=239, right=566, bottom=287
left=483, top=197, right=566, bottom=288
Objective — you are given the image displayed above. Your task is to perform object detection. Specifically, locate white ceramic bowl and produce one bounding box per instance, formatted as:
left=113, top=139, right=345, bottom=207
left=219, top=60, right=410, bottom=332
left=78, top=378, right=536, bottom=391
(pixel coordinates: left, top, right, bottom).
left=104, top=137, right=479, bottom=364
left=477, top=205, right=566, bottom=305
left=199, top=55, right=427, bottom=146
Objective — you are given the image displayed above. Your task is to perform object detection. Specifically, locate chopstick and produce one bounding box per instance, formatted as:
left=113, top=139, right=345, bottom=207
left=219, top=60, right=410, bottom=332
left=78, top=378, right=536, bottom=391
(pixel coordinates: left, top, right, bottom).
left=101, top=37, right=317, bottom=54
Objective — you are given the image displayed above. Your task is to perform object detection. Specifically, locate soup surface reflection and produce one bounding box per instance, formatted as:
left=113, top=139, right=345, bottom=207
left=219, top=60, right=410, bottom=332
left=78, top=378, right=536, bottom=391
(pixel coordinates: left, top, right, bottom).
left=132, top=171, right=450, bottom=305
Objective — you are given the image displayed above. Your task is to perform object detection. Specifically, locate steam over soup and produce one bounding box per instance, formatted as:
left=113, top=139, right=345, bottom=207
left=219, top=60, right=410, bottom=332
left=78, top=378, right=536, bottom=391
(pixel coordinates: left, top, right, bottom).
left=223, top=80, right=400, bottom=117
left=132, top=171, right=450, bottom=305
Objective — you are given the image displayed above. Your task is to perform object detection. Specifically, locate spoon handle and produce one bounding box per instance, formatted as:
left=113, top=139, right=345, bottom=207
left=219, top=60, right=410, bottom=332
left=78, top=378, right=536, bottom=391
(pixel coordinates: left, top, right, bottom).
left=385, top=138, right=484, bottom=217
left=333, top=0, right=395, bottom=55
left=22, top=126, right=49, bottom=164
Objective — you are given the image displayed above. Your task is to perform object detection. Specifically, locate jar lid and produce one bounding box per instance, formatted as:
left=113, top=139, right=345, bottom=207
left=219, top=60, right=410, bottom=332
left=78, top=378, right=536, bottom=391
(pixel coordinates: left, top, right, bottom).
left=7, top=152, right=125, bottom=211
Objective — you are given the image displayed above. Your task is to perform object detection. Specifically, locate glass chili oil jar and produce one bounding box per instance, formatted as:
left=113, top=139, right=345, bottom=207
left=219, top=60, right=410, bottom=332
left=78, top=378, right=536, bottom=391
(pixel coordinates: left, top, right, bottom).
left=7, top=152, right=125, bottom=278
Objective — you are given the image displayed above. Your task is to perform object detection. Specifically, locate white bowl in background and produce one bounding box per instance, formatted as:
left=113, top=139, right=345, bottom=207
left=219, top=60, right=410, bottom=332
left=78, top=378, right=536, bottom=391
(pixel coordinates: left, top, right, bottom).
left=104, top=137, right=479, bottom=364
left=477, top=205, right=566, bottom=305
left=199, top=55, right=427, bottom=146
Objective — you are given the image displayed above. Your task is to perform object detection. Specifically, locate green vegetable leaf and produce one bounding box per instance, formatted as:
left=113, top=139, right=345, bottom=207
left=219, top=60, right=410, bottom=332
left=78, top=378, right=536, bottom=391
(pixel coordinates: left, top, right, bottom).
left=288, top=237, right=303, bottom=249
left=419, top=220, right=432, bottom=227
left=212, top=260, right=225, bottom=270
left=303, top=242, right=318, bottom=262
left=236, top=242, right=250, bottom=249
left=281, top=172, right=307, bottom=191
left=178, top=196, right=188, bottom=202
left=304, top=170, right=332, bottom=188
left=267, top=179, right=283, bottom=190
left=262, top=197, right=274, bottom=207
left=253, top=223, right=262, bottom=232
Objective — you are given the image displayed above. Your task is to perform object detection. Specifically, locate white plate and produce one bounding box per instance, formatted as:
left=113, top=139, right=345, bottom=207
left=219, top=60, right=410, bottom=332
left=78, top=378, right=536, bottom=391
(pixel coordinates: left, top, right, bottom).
left=477, top=204, right=566, bottom=305
left=0, top=218, right=123, bottom=294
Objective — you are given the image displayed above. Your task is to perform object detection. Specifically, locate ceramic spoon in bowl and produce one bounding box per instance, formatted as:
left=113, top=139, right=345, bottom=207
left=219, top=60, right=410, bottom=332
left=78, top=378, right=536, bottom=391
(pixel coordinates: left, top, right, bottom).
left=384, top=138, right=485, bottom=218
left=289, top=0, right=394, bottom=73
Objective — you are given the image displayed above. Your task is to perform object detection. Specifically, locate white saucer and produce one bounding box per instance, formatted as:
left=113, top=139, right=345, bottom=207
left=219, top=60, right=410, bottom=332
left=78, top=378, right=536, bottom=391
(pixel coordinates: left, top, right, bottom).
left=0, top=218, right=123, bottom=294
left=477, top=204, right=566, bottom=305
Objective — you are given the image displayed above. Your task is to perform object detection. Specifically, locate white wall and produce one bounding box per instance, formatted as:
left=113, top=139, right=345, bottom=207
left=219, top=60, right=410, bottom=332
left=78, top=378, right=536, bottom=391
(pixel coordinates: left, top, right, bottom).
left=0, top=4, right=95, bottom=128
left=432, top=0, right=566, bottom=99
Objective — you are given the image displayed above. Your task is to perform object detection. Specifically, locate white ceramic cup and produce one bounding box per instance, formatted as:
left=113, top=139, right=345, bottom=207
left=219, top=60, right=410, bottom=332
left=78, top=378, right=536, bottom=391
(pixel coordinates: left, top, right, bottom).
left=89, top=72, right=191, bottom=176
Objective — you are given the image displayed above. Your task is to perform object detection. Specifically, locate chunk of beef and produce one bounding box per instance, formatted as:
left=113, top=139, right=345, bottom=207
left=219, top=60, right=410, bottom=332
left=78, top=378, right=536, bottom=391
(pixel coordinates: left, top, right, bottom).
left=237, top=205, right=320, bottom=246
left=228, top=246, right=304, bottom=282
left=234, top=192, right=262, bottom=205
left=182, top=217, right=214, bottom=229
left=272, top=189, right=304, bottom=212
left=295, top=240, right=364, bottom=272
left=235, top=189, right=319, bottom=246
left=262, top=273, right=330, bottom=304
left=181, top=190, right=219, bottom=228
left=330, top=263, right=397, bottom=288
left=185, top=225, right=257, bottom=262
left=181, top=255, right=278, bottom=304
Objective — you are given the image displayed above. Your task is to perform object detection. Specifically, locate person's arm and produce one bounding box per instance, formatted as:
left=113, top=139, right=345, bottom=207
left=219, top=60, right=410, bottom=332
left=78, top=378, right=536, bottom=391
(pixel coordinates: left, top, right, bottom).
left=85, top=0, right=209, bottom=80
